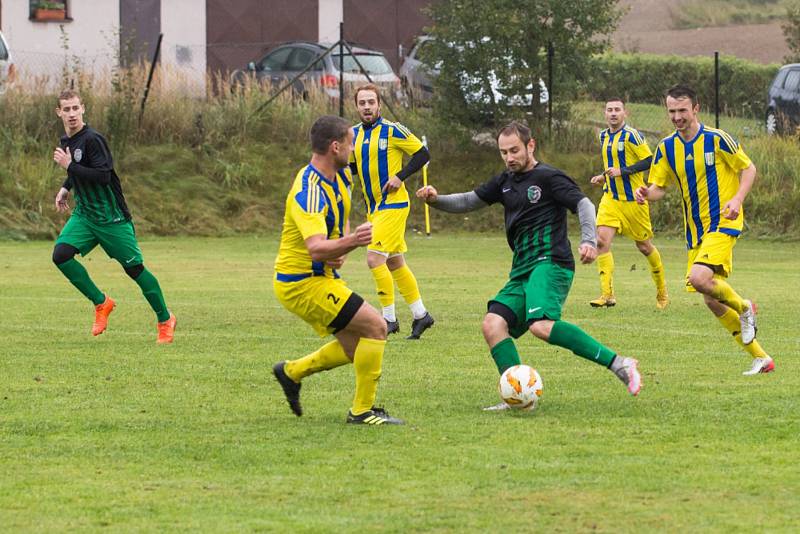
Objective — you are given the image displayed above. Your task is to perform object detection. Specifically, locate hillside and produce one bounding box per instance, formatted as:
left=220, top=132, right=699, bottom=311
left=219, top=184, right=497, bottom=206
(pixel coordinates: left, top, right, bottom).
left=613, top=0, right=789, bottom=64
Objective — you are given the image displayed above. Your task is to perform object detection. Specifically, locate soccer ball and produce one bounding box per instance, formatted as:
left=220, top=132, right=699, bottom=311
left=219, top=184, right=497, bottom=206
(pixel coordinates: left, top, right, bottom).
left=498, top=365, right=543, bottom=411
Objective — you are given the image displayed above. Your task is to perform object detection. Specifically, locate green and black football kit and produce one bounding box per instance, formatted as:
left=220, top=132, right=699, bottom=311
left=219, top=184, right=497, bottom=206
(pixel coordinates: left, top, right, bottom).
left=430, top=161, right=625, bottom=376
left=53, top=125, right=169, bottom=323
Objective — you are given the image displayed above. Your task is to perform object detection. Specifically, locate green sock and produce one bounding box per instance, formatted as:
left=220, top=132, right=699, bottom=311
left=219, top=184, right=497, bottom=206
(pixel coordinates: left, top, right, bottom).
left=132, top=267, right=170, bottom=322
left=490, top=337, right=521, bottom=375
left=57, top=258, right=105, bottom=305
left=548, top=320, right=616, bottom=367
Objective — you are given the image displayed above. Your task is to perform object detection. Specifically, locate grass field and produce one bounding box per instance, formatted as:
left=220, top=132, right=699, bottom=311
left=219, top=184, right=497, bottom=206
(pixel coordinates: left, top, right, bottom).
left=1, top=233, right=798, bottom=531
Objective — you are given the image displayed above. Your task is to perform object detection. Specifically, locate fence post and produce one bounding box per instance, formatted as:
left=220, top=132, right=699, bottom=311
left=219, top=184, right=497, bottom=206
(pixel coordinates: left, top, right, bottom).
left=139, top=33, right=163, bottom=126
left=547, top=41, right=554, bottom=139
left=714, top=51, right=720, bottom=129
left=339, top=23, right=345, bottom=118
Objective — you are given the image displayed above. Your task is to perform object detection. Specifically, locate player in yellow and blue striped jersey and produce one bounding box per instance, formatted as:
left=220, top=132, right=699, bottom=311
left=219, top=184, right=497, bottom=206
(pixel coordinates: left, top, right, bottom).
left=350, top=84, right=434, bottom=340
left=589, top=98, right=668, bottom=309
left=272, top=115, right=404, bottom=425
left=636, top=85, right=774, bottom=376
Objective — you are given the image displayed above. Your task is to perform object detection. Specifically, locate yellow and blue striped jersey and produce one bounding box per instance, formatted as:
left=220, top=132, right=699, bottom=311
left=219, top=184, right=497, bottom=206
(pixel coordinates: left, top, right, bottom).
left=599, top=124, right=652, bottom=201
left=274, top=164, right=352, bottom=281
left=650, top=125, right=752, bottom=249
left=350, top=117, right=424, bottom=215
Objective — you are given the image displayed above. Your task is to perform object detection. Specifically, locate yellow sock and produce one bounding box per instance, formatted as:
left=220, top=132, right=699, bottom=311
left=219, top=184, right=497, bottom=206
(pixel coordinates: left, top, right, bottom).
left=370, top=264, right=394, bottom=308
left=709, top=279, right=746, bottom=313
left=351, top=337, right=385, bottom=415
left=645, top=247, right=666, bottom=292
left=285, top=340, right=351, bottom=382
left=597, top=252, right=614, bottom=297
left=391, top=264, right=421, bottom=304
left=715, top=308, right=768, bottom=358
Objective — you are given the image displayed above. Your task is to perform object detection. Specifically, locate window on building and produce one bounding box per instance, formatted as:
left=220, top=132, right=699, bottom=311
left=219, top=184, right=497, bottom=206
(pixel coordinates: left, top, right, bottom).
left=29, top=1, right=70, bottom=22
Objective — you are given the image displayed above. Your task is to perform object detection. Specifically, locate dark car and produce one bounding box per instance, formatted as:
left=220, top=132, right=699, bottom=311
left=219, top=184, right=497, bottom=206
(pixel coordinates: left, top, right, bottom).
left=0, top=30, right=16, bottom=94
left=766, top=63, right=800, bottom=135
left=231, top=41, right=402, bottom=101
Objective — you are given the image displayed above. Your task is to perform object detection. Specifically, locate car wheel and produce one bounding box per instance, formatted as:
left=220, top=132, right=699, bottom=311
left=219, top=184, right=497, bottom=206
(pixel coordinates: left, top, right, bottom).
left=765, top=109, right=778, bottom=135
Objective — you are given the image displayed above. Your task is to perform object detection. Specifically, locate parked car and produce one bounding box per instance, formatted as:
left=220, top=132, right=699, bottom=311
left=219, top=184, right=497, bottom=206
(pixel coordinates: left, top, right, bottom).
left=765, top=63, right=800, bottom=135
left=0, top=30, right=16, bottom=94
left=230, top=41, right=403, bottom=101
left=399, top=35, right=549, bottom=108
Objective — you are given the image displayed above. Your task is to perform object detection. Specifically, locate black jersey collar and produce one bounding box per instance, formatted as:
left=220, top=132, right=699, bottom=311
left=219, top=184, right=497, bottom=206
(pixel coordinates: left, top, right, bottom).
left=361, top=116, right=383, bottom=130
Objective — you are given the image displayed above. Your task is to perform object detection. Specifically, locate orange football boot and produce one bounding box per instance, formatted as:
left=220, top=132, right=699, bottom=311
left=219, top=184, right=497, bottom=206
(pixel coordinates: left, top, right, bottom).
left=92, top=296, right=116, bottom=336
left=156, top=312, right=177, bottom=344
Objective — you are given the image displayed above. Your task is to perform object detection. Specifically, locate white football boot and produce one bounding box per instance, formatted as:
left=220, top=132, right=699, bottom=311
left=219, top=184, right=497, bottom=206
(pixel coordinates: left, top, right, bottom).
left=742, top=356, right=775, bottom=376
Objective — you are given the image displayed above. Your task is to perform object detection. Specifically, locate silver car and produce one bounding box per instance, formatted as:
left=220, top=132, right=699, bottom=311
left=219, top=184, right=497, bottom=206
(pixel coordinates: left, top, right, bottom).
left=231, top=41, right=403, bottom=101
left=0, top=30, right=15, bottom=94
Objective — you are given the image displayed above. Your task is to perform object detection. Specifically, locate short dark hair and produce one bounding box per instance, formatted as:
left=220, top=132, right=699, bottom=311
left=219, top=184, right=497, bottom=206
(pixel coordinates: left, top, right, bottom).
left=496, top=121, right=532, bottom=146
left=605, top=97, right=625, bottom=106
left=354, top=83, right=381, bottom=105
left=57, top=89, right=82, bottom=107
left=310, top=115, right=351, bottom=154
left=665, top=84, right=697, bottom=106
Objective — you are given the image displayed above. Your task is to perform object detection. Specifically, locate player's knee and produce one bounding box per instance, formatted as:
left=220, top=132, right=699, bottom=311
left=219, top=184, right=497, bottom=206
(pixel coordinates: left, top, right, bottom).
left=636, top=241, right=653, bottom=255
left=529, top=321, right=550, bottom=340
left=368, top=314, right=388, bottom=340
left=52, top=243, right=78, bottom=265
left=687, top=273, right=711, bottom=293
left=124, top=263, right=144, bottom=280
left=481, top=313, right=504, bottom=339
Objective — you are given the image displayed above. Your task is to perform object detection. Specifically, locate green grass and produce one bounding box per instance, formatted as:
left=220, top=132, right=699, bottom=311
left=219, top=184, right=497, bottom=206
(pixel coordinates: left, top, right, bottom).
left=670, top=0, right=789, bottom=29
left=1, top=234, right=797, bottom=531
left=571, top=101, right=764, bottom=139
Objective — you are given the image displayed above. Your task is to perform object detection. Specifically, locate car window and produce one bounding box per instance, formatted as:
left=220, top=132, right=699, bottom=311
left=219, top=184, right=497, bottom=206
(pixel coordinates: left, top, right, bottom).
left=332, top=54, right=393, bottom=75
left=772, top=69, right=789, bottom=90
left=783, top=70, right=800, bottom=92
left=0, top=36, right=7, bottom=61
left=285, top=48, right=319, bottom=71
left=260, top=47, right=293, bottom=71
left=415, top=40, right=432, bottom=60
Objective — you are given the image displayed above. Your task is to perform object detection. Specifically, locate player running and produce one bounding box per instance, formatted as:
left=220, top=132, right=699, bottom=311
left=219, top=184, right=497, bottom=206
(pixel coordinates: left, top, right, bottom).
left=51, top=90, right=176, bottom=343
left=350, top=84, right=434, bottom=339
left=417, top=121, right=642, bottom=410
left=635, top=85, right=774, bottom=376
left=272, top=115, right=404, bottom=425
left=589, top=98, right=668, bottom=309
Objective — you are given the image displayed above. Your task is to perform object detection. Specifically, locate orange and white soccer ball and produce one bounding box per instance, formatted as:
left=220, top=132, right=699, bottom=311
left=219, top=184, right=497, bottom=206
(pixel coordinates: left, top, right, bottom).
left=498, top=365, right=543, bottom=411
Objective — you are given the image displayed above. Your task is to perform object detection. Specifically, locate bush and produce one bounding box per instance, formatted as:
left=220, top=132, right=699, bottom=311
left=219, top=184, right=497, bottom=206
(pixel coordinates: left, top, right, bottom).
left=581, top=53, right=779, bottom=118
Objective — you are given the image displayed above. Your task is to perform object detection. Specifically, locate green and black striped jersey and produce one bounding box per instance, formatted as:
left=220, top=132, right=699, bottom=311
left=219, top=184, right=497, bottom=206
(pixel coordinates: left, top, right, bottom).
left=60, top=125, right=130, bottom=225
left=474, top=163, right=586, bottom=277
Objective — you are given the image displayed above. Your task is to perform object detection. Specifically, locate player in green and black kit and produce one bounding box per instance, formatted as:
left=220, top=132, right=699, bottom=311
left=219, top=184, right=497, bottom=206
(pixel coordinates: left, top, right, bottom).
left=417, top=122, right=641, bottom=409
left=51, top=90, right=176, bottom=343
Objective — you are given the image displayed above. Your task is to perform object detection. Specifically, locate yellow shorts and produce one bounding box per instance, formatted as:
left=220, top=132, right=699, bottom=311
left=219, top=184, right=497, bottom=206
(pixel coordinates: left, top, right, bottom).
left=684, top=231, right=736, bottom=292
left=596, top=195, right=654, bottom=242
left=273, top=275, right=356, bottom=337
left=368, top=207, right=409, bottom=254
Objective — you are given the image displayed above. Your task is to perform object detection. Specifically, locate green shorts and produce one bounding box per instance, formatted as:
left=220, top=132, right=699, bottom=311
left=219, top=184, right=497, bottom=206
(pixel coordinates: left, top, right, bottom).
left=488, top=261, right=574, bottom=338
left=56, top=214, right=143, bottom=267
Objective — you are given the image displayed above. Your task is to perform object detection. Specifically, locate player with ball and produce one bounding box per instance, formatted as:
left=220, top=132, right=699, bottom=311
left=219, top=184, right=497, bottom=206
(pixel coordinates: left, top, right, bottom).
left=417, top=121, right=642, bottom=410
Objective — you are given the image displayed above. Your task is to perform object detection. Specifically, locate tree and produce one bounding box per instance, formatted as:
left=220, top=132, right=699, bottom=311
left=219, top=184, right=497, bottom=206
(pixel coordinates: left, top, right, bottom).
left=783, top=1, right=800, bottom=62
left=425, top=0, right=622, bottom=128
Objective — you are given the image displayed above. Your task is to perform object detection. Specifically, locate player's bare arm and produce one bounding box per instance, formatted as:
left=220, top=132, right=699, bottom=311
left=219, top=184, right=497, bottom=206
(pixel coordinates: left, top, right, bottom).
left=635, top=183, right=666, bottom=204
left=723, top=163, right=757, bottom=220
left=382, top=175, right=403, bottom=194
left=305, top=222, right=372, bottom=261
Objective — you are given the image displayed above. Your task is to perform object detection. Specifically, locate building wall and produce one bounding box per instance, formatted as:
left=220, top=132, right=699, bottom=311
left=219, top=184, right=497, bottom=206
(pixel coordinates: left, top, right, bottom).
left=1, top=1, right=119, bottom=81
left=161, top=0, right=206, bottom=94
left=318, top=0, right=343, bottom=44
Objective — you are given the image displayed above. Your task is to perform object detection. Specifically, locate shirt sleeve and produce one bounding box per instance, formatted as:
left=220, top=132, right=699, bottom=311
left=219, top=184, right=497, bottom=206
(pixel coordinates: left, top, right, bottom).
left=628, top=129, right=653, bottom=160
left=549, top=172, right=586, bottom=213
left=290, top=183, right=329, bottom=241
left=473, top=174, right=503, bottom=205
left=390, top=122, right=424, bottom=155
left=648, top=143, right=673, bottom=188
left=716, top=133, right=752, bottom=172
